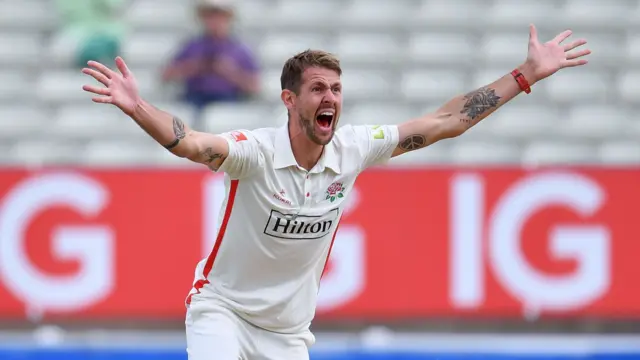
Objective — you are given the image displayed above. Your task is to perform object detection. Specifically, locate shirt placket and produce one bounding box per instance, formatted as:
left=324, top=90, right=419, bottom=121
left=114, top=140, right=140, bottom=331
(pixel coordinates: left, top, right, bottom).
left=303, top=172, right=312, bottom=206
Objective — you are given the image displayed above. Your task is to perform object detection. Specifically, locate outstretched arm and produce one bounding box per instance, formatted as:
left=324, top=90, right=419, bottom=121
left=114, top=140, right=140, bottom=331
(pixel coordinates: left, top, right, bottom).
left=82, top=57, right=229, bottom=171
left=392, top=24, right=590, bottom=157
left=129, top=99, right=229, bottom=170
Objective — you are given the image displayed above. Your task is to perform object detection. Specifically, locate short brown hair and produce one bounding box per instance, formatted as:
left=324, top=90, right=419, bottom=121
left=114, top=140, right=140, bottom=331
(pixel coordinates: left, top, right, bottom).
left=280, top=49, right=342, bottom=94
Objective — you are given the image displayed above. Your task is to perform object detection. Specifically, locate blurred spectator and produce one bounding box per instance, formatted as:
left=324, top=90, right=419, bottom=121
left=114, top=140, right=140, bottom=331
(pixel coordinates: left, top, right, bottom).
left=55, top=0, right=127, bottom=68
left=162, top=0, right=261, bottom=112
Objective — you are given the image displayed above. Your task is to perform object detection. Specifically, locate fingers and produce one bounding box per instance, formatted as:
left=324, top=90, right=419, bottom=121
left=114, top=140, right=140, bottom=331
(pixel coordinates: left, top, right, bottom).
left=529, top=23, right=539, bottom=44
left=566, top=48, right=591, bottom=60
left=82, top=68, right=110, bottom=86
left=551, top=30, right=573, bottom=44
left=115, top=56, right=131, bottom=77
left=82, top=84, right=111, bottom=96
left=563, top=58, right=589, bottom=68
left=87, top=60, right=114, bottom=79
left=92, top=96, right=113, bottom=104
left=564, top=39, right=587, bottom=52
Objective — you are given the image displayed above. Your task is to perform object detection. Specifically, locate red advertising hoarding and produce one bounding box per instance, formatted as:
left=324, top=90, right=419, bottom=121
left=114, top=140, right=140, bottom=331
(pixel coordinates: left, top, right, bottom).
left=0, top=168, right=638, bottom=321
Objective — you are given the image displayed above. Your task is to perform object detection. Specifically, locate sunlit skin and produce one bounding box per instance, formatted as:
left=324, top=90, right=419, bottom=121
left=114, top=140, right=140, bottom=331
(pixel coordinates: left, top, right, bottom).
left=281, top=67, right=342, bottom=170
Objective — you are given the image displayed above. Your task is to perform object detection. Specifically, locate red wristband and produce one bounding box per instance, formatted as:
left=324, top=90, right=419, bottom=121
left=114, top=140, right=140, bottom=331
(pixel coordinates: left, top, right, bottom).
left=511, top=69, right=531, bottom=94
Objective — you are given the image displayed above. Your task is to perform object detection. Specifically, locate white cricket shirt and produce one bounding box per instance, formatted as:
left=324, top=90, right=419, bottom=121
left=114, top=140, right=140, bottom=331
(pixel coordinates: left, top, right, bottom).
left=186, top=123, right=399, bottom=334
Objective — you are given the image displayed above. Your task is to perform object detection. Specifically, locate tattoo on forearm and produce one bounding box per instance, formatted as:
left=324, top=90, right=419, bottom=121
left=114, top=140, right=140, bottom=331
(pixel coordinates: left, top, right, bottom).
left=399, top=134, right=427, bottom=151
left=459, top=118, right=472, bottom=128
left=460, top=87, right=501, bottom=120
left=164, top=117, right=186, bottom=150
left=200, top=147, right=225, bottom=171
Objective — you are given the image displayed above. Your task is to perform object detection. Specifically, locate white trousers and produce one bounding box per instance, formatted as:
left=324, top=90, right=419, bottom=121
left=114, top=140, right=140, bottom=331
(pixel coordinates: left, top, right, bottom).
left=185, top=298, right=315, bottom=360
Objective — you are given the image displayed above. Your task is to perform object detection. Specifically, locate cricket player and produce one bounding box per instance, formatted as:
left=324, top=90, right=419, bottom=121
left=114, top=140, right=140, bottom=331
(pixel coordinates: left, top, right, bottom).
left=81, top=24, right=590, bottom=360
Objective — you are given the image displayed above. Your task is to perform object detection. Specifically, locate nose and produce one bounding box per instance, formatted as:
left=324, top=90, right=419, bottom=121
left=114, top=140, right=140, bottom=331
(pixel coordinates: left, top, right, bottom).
left=322, top=91, right=337, bottom=105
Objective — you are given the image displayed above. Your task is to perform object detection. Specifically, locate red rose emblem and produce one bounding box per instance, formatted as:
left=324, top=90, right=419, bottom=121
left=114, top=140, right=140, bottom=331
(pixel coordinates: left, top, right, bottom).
left=327, top=182, right=343, bottom=196
left=325, top=182, right=345, bottom=202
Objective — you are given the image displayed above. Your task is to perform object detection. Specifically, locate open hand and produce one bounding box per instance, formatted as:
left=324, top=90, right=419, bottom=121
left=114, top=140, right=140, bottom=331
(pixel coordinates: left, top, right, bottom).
left=524, top=24, right=591, bottom=84
left=82, top=57, right=139, bottom=116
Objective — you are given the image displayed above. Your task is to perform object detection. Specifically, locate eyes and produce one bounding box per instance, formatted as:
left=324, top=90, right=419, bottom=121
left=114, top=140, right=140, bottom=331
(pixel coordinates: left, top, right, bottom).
left=311, top=85, right=341, bottom=94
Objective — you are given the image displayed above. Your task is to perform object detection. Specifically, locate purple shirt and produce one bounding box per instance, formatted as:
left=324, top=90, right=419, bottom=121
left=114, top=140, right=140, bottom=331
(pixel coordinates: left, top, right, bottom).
left=172, top=35, right=259, bottom=97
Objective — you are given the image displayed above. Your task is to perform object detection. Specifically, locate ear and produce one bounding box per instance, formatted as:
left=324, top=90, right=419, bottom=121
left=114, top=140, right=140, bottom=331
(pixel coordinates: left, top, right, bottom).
left=281, top=89, right=296, bottom=112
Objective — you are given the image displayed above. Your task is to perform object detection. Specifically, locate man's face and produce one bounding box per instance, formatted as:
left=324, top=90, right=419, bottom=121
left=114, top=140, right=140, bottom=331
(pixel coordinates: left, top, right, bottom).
left=289, top=67, right=342, bottom=146
left=200, top=9, right=232, bottom=38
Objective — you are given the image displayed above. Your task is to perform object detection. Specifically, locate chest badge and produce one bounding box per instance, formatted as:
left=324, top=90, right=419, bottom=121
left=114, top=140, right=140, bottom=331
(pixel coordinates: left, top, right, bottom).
left=325, top=182, right=345, bottom=203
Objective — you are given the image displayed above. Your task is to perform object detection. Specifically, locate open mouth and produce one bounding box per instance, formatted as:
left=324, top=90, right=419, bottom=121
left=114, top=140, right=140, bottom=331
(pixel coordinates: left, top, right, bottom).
left=315, top=111, right=334, bottom=131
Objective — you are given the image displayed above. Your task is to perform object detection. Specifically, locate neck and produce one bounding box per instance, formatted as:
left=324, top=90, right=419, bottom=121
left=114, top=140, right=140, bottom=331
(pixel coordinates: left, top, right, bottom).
left=205, top=32, right=228, bottom=40
left=288, top=120, right=323, bottom=171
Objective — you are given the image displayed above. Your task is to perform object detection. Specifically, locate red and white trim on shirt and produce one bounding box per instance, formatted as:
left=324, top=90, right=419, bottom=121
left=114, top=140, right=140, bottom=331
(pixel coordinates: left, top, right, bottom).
left=321, top=223, right=340, bottom=279
left=186, top=179, right=239, bottom=305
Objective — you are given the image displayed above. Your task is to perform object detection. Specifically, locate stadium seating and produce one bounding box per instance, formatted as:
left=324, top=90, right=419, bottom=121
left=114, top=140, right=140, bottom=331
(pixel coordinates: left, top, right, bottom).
left=0, top=0, right=637, bottom=166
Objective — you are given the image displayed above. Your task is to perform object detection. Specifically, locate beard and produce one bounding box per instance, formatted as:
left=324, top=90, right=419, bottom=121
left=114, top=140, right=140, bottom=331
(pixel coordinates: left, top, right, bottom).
left=298, top=111, right=333, bottom=146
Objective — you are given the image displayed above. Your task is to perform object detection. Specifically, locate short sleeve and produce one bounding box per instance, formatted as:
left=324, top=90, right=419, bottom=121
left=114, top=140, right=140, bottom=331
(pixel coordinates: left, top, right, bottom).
left=217, top=130, right=265, bottom=179
left=171, top=39, right=201, bottom=63
left=352, top=124, right=400, bottom=170
left=237, top=44, right=260, bottom=73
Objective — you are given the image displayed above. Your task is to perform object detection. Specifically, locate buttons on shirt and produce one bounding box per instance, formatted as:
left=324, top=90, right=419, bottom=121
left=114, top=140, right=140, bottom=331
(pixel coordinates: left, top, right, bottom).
left=303, top=173, right=312, bottom=203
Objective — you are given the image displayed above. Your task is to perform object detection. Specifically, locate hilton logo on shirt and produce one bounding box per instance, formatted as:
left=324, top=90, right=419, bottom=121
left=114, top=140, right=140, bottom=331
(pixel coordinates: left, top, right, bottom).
left=263, top=209, right=339, bottom=240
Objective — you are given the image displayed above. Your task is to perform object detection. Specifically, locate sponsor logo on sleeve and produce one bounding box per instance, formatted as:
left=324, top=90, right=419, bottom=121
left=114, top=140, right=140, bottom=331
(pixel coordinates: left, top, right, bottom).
left=371, top=125, right=385, bottom=140
left=230, top=131, right=247, bottom=142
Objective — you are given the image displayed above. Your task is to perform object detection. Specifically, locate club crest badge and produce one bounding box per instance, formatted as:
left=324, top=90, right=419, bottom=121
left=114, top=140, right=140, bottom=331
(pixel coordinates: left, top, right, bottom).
left=325, top=182, right=345, bottom=203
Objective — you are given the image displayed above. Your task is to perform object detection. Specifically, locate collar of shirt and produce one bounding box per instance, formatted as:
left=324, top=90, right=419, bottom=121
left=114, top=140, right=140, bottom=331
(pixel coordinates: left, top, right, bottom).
left=273, top=124, right=341, bottom=175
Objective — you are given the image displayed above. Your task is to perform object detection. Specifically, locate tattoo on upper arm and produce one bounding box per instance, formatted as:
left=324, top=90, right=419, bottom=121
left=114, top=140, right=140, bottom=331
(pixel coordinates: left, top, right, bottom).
left=461, top=87, right=501, bottom=120
left=164, top=117, right=187, bottom=150
left=398, top=134, right=427, bottom=152
left=200, top=147, right=225, bottom=171
left=173, top=117, right=186, bottom=139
